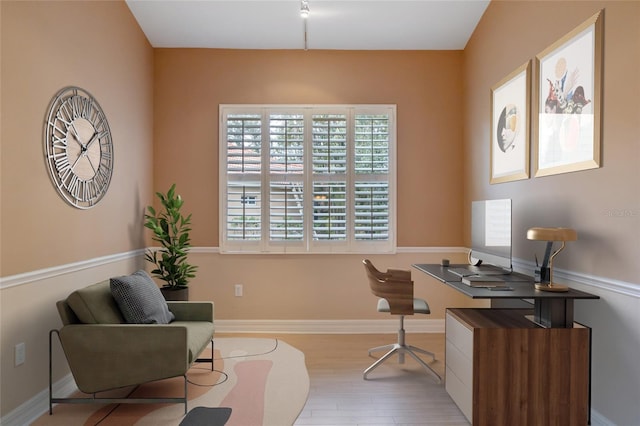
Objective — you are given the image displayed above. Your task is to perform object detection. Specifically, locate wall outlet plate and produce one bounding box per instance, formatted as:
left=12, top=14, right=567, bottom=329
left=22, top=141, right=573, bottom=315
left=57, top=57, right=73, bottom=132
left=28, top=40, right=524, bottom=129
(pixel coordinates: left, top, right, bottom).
left=15, top=342, right=25, bottom=366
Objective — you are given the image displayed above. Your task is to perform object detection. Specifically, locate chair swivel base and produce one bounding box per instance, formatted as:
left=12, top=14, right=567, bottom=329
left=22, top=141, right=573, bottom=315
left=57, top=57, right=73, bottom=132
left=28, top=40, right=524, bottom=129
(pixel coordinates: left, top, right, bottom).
left=364, top=343, right=441, bottom=383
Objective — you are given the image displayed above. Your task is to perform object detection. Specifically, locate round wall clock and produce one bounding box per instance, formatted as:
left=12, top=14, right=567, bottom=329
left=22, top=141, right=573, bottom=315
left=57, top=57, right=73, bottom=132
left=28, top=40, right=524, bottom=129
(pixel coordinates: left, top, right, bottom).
left=44, top=86, right=113, bottom=209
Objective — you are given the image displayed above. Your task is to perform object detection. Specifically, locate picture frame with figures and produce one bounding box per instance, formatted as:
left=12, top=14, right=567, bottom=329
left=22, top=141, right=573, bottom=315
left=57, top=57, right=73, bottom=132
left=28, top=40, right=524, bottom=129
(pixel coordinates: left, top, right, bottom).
left=533, top=10, right=603, bottom=177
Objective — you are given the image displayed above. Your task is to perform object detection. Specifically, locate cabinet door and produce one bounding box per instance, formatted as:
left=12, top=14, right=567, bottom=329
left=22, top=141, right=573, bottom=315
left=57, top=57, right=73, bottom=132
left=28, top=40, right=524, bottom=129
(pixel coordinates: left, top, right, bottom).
left=445, top=312, right=473, bottom=422
left=472, top=326, right=590, bottom=425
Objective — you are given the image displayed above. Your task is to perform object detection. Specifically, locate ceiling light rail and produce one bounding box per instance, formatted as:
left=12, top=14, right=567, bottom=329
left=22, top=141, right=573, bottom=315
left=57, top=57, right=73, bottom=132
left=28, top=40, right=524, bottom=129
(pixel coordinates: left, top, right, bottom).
left=300, top=0, right=310, bottom=50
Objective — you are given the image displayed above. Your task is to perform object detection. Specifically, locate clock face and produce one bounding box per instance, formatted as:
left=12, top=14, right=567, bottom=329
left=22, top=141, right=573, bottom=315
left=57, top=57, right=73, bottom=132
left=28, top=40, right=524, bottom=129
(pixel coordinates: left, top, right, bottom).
left=44, top=87, right=113, bottom=209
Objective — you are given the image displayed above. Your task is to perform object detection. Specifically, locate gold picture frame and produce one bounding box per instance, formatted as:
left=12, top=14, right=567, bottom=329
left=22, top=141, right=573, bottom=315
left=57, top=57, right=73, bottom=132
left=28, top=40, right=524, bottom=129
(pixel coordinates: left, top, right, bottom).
left=533, top=10, right=603, bottom=177
left=490, top=61, right=531, bottom=184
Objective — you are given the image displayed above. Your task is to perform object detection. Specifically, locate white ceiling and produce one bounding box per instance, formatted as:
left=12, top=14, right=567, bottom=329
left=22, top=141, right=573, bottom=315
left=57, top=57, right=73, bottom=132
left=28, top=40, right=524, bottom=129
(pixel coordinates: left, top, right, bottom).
left=125, top=0, right=490, bottom=50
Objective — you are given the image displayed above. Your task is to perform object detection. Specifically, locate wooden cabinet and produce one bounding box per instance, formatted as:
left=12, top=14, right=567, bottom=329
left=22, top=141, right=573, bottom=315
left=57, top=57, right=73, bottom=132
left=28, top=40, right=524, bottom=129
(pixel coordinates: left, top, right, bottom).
left=445, top=308, right=591, bottom=425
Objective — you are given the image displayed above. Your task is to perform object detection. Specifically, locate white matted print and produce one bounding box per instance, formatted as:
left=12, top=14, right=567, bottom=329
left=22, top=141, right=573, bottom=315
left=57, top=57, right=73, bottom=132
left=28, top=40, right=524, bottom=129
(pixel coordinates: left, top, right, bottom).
left=490, top=61, right=530, bottom=184
left=534, top=10, right=603, bottom=177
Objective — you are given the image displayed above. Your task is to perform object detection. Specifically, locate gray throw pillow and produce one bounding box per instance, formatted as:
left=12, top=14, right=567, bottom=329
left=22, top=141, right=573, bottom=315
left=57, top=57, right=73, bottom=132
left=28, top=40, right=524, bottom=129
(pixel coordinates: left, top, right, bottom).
left=110, top=270, right=175, bottom=324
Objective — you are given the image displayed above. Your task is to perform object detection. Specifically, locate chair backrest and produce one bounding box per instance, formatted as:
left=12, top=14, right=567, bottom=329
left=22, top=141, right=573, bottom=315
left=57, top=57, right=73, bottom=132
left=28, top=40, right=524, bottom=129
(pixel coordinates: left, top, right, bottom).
left=363, top=259, right=414, bottom=315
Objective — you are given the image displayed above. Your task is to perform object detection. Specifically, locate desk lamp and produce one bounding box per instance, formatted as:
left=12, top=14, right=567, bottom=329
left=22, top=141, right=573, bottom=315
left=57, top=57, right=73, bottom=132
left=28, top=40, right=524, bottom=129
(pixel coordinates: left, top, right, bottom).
left=526, top=227, right=577, bottom=292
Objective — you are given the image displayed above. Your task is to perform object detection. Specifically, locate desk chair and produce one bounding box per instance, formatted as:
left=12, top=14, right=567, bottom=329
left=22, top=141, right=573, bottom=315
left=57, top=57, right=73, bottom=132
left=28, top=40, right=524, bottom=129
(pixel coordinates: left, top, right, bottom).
left=363, top=259, right=441, bottom=382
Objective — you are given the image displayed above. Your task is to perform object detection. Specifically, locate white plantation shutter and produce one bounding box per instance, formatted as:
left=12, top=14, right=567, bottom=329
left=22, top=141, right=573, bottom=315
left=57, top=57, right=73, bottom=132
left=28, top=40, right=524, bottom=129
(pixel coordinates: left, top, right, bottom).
left=355, top=114, right=389, bottom=174
left=311, top=114, right=348, bottom=241
left=312, top=114, right=347, bottom=173
left=353, top=114, right=390, bottom=241
left=312, top=182, right=347, bottom=240
left=270, top=114, right=304, bottom=174
left=226, top=182, right=261, bottom=240
left=269, top=182, right=304, bottom=241
left=224, top=113, right=262, bottom=246
left=354, top=182, right=389, bottom=240
left=226, top=114, right=262, bottom=174
left=220, top=105, right=395, bottom=253
left=269, top=114, right=305, bottom=246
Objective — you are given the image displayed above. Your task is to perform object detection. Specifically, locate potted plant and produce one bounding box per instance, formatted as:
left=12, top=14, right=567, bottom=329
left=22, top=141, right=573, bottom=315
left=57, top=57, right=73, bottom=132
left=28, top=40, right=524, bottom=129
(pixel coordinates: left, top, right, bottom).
left=144, top=184, right=197, bottom=300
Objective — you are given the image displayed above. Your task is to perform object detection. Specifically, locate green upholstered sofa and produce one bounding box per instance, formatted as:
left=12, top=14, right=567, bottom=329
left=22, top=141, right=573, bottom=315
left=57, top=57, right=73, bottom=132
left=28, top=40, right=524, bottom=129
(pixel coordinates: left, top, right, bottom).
left=49, top=279, right=214, bottom=414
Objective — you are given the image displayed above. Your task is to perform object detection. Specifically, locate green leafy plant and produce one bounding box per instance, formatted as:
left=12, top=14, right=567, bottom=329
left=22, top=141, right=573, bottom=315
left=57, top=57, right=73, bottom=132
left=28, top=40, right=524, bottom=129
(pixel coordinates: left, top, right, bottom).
left=144, top=184, right=197, bottom=289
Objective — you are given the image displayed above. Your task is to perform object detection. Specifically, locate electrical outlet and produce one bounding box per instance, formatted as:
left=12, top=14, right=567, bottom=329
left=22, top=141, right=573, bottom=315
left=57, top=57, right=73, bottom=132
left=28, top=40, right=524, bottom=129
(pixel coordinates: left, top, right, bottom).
left=15, top=342, right=25, bottom=366
left=234, top=284, right=243, bottom=297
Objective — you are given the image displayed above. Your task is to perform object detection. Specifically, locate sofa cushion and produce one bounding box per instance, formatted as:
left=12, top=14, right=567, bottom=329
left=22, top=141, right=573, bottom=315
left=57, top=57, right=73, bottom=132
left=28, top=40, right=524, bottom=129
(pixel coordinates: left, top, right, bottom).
left=172, top=321, right=215, bottom=363
left=66, top=280, right=125, bottom=324
left=110, top=270, right=175, bottom=324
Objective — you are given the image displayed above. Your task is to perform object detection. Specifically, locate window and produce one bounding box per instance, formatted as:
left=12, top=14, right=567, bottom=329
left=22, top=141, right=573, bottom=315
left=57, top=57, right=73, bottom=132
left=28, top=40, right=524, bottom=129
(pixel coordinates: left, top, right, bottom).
left=220, top=105, right=396, bottom=253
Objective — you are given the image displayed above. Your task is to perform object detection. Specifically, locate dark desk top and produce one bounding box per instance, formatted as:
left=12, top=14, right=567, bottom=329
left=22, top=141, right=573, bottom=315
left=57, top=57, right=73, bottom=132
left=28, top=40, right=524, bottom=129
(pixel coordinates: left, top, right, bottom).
left=413, top=263, right=599, bottom=300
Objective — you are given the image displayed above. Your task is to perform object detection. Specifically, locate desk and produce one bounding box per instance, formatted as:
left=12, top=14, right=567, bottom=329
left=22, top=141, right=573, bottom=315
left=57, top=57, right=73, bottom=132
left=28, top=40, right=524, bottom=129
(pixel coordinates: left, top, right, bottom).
left=413, top=263, right=599, bottom=328
left=413, top=264, right=598, bottom=425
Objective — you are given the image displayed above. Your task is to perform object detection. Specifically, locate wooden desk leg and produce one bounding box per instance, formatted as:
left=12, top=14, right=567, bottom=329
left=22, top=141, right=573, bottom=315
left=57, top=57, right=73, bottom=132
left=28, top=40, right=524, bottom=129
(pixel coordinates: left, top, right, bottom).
left=534, top=298, right=574, bottom=328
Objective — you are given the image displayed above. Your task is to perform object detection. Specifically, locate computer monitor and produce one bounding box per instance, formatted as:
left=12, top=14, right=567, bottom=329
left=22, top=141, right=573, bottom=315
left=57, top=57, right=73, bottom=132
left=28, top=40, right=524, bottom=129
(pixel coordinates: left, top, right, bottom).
left=470, top=199, right=512, bottom=271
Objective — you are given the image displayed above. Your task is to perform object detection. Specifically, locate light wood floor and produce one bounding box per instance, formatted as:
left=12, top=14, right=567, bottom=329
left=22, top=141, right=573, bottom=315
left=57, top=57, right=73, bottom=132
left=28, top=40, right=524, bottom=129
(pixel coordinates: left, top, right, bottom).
left=219, top=333, right=469, bottom=426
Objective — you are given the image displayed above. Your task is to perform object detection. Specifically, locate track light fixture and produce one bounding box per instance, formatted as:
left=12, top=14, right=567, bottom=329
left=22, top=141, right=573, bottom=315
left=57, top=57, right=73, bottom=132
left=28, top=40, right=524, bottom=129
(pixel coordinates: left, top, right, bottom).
left=300, top=0, right=310, bottom=18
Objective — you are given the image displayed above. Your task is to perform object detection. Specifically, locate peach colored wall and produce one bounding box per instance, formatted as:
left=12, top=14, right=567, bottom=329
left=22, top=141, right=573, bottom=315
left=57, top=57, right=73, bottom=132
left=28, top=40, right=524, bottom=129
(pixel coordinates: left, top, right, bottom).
left=151, top=49, right=482, bottom=331
left=463, top=1, right=640, bottom=284
left=153, top=49, right=466, bottom=248
left=0, top=0, right=153, bottom=416
left=188, top=251, right=483, bottom=321
left=1, top=1, right=154, bottom=276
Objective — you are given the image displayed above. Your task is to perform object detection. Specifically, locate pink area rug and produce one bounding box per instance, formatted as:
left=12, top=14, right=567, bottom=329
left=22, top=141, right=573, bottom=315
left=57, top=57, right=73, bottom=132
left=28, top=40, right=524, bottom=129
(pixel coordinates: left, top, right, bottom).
left=35, top=338, right=309, bottom=426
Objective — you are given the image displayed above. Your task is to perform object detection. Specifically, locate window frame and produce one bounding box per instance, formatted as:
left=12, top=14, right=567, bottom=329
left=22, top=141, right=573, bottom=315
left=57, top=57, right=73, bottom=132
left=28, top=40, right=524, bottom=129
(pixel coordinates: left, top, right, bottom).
left=219, top=104, right=397, bottom=254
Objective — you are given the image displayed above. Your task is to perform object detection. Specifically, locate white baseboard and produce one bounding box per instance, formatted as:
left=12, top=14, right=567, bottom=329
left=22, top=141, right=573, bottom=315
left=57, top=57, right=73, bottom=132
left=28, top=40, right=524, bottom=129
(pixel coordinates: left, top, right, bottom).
left=1, top=373, right=76, bottom=426
left=590, top=408, right=615, bottom=426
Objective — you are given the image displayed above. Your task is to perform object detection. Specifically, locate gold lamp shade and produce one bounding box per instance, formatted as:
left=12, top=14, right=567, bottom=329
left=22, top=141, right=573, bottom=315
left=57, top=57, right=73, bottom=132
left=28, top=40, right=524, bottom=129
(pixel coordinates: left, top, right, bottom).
left=527, top=227, right=577, bottom=242
left=527, top=227, right=577, bottom=292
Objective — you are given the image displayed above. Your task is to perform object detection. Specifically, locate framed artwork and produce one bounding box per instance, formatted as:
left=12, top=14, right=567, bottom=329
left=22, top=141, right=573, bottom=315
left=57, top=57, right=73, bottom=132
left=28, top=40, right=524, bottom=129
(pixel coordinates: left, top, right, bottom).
left=490, top=61, right=530, bottom=184
left=533, top=10, right=603, bottom=177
